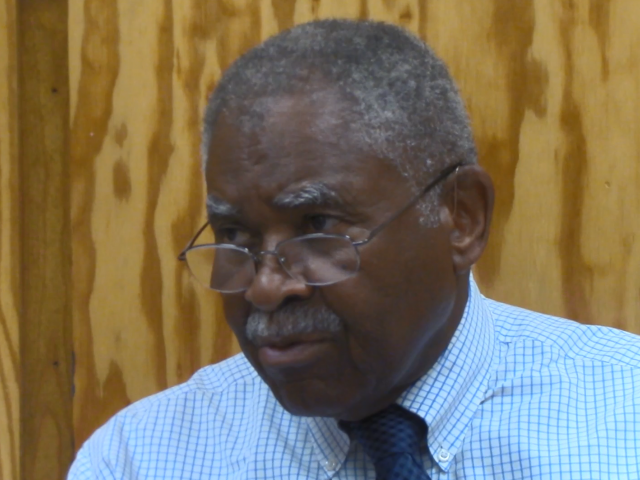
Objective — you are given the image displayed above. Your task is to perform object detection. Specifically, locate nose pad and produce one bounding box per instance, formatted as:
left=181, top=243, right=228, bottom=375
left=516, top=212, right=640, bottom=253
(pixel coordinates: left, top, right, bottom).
left=244, top=252, right=313, bottom=311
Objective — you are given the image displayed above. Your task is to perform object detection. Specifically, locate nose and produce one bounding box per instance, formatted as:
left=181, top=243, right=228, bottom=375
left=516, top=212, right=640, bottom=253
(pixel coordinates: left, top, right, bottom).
left=244, top=252, right=313, bottom=312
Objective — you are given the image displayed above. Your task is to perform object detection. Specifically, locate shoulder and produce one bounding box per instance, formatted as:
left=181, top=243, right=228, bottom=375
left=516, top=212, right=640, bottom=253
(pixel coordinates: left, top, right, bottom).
left=477, top=298, right=640, bottom=471
left=124, top=352, right=262, bottom=420
left=69, top=354, right=271, bottom=478
left=113, top=353, right=262, bottom=424
left=139, top=352, right=258, bottom=400
left=486, top=297, right=640, bottom=369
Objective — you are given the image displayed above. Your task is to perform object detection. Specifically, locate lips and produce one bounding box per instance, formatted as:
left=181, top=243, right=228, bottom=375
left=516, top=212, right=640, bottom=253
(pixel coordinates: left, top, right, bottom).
left=255, top=333, right=332, bottom=369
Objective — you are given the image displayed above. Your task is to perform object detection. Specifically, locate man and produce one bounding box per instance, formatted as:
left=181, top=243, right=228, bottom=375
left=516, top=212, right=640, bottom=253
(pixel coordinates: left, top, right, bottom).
left=69, top=20, right=640, bottom=479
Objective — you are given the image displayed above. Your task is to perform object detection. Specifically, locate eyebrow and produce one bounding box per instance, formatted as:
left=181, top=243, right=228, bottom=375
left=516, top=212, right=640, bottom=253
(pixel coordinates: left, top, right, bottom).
left=272, top=182, right=345, bottom=210
left=206, top=195, right=240, bottom=218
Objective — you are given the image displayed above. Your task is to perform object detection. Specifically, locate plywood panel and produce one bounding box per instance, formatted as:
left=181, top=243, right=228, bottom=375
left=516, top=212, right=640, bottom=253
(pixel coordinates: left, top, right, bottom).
left=0, top=1, right=20, bottom=478
left=431, top=0, right=640, bottom=332
left=18, top=0, right=74, bottom=479
left=69, top=0, right=242, bottom=447
left=69, top=0, right=640, bottom=458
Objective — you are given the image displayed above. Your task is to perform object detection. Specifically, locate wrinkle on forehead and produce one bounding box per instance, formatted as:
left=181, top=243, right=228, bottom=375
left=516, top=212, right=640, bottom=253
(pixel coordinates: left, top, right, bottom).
left=209, top=101, right=344, bottom=186
left=206, top=87, right=409, bottom=219
left=210, top=85, right=368, bottom=170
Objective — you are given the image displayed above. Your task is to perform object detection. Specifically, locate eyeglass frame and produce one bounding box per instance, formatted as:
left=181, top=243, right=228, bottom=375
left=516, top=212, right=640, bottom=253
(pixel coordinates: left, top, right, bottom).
left=178, top=161, right=465, bottom=289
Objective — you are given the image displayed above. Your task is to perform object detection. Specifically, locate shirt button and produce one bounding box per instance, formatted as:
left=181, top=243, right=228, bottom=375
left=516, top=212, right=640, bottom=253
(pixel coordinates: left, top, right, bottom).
left=437, top=448, right=451, bottom=462
left=323, top=458, right=338, bottom=471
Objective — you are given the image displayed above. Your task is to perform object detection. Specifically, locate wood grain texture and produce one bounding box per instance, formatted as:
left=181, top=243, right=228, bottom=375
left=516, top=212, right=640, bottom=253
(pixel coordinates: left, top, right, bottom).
left=451, top=0, right=640, bottom=331
left=69, top=0, right=640, bottom=459
left=18, top=0, right=74, bottom=479
left=69, top=0, right=242, bottom=447
left=0, top=0, right=20, bottom=478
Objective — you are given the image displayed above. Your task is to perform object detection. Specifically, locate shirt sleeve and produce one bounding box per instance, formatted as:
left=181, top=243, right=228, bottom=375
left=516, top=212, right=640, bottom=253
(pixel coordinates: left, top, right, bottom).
left=67, top=443, right=117, bottom=480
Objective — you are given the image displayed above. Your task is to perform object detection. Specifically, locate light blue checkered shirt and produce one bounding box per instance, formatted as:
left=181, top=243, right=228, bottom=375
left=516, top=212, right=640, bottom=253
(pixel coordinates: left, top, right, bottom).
left=69, top=277, right=640, bottom=479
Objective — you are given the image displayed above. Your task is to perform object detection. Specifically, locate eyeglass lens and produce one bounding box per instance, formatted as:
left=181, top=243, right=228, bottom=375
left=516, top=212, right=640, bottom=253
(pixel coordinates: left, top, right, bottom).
left=184, top=235, right=360, bottom=293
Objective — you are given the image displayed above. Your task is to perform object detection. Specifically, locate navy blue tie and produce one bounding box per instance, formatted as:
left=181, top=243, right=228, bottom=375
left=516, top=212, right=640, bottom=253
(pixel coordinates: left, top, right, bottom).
left=339, top=404, right=431, bottom=480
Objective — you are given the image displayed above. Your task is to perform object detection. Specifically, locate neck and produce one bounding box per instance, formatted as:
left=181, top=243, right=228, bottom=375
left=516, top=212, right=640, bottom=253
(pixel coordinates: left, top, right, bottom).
left=336, top=274, right=471, bottom=422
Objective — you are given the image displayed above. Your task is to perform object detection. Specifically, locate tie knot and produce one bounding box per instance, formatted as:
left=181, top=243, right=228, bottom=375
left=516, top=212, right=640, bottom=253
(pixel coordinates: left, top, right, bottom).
left=339, top=404, right=427, bottom=463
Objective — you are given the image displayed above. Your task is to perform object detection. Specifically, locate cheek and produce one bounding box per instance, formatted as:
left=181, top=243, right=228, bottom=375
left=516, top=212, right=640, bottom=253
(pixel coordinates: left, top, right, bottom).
left=318, top=279, right=410, bottom=376
left=320, top=234, right=455, bottom=365
left=221, top=294, right=251, bottom=340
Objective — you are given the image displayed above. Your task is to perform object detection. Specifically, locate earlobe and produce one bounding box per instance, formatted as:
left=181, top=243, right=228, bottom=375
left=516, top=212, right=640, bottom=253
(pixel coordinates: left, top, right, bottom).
left=441, top=165, right=494, bottom=274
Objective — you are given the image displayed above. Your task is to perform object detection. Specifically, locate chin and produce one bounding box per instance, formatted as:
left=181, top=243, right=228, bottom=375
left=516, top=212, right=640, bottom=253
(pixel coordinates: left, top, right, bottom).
left=268, top=377, right=363, bottom=419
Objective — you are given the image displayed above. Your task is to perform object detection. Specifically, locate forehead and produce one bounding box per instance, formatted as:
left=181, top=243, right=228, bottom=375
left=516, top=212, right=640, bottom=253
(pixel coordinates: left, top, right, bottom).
left=205, top=90, right=406, bottom=210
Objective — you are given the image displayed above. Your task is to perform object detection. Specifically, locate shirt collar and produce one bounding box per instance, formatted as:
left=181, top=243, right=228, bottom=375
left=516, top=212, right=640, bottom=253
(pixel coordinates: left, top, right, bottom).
left=306, top=274, right=496, bottom=475
left=398, top=274, right=496, bottom=471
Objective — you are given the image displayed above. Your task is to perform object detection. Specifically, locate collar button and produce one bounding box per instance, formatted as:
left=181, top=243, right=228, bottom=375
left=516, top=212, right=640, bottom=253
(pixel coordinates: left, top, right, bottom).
left=322, top=457, right=338, bottom=471
left=437, top=448, right=451, bottom=462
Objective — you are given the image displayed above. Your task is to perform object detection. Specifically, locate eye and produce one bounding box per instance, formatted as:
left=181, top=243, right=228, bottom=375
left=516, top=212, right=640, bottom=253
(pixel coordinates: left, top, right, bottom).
left=216, top=226, right=253, bottom=246
left=309, top=215, right=327, bottom=231
left=305, top=214, right=340, bottom=233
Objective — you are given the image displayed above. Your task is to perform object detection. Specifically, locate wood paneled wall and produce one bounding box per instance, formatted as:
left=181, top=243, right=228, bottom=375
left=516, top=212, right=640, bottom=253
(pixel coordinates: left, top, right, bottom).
left=1, top=1, right=639, bottom=478
left=0, top=2, right=19, bottom=478
left=18, top=1, right=74, bottom=478
left=2, top=0, right=75, bottom=478
left=2, top=0, right=75, bottom=479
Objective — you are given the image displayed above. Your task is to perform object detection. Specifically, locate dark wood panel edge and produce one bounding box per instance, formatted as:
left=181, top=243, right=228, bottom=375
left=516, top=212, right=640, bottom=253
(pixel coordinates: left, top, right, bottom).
left=17, top=1, right=74, bottom=479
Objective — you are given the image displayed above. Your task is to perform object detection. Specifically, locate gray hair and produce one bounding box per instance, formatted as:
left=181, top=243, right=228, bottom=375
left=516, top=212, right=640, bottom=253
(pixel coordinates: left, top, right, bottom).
left=201, top=20, right=477, bottom=224
left=246, top=302, right=342, bottom=345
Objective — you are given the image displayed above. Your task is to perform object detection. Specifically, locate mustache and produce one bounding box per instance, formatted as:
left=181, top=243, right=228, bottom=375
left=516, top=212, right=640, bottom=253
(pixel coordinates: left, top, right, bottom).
left=245, top=302, right=342, bottom=344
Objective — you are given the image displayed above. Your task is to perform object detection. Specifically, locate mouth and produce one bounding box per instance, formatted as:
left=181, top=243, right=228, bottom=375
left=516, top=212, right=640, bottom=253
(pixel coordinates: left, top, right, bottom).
left=255, top=333, right=333, bottom=369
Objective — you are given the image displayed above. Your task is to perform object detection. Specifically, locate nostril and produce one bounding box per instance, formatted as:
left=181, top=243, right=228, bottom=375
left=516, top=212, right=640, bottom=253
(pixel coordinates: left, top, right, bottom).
left=281, top=295, right=305, bottom=308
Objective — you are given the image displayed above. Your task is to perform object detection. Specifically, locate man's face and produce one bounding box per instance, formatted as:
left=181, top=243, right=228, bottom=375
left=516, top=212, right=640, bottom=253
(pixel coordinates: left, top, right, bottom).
left=205, top=90, right=464, bottom=421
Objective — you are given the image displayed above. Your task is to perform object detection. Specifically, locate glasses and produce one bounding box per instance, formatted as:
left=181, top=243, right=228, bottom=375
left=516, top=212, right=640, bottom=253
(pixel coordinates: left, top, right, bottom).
left=178, top=162, right=463, bottom=293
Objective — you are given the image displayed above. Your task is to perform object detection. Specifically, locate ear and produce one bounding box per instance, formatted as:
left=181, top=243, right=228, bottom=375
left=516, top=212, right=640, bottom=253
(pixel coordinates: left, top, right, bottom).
left=438, top=165, right=494, bottom=275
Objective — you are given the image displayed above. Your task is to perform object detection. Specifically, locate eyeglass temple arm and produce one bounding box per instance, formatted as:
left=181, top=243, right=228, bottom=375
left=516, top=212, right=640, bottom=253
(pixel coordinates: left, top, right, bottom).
left=178, top=163, right=464, bottom=259
left=353, top=162, right=463, bottom=247
left=177, top=221, right=210, bottom=261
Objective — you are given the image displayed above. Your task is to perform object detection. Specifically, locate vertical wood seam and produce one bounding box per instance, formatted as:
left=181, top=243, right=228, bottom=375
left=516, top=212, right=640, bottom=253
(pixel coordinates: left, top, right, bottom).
left=17, top=0, right=73, bottom=478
